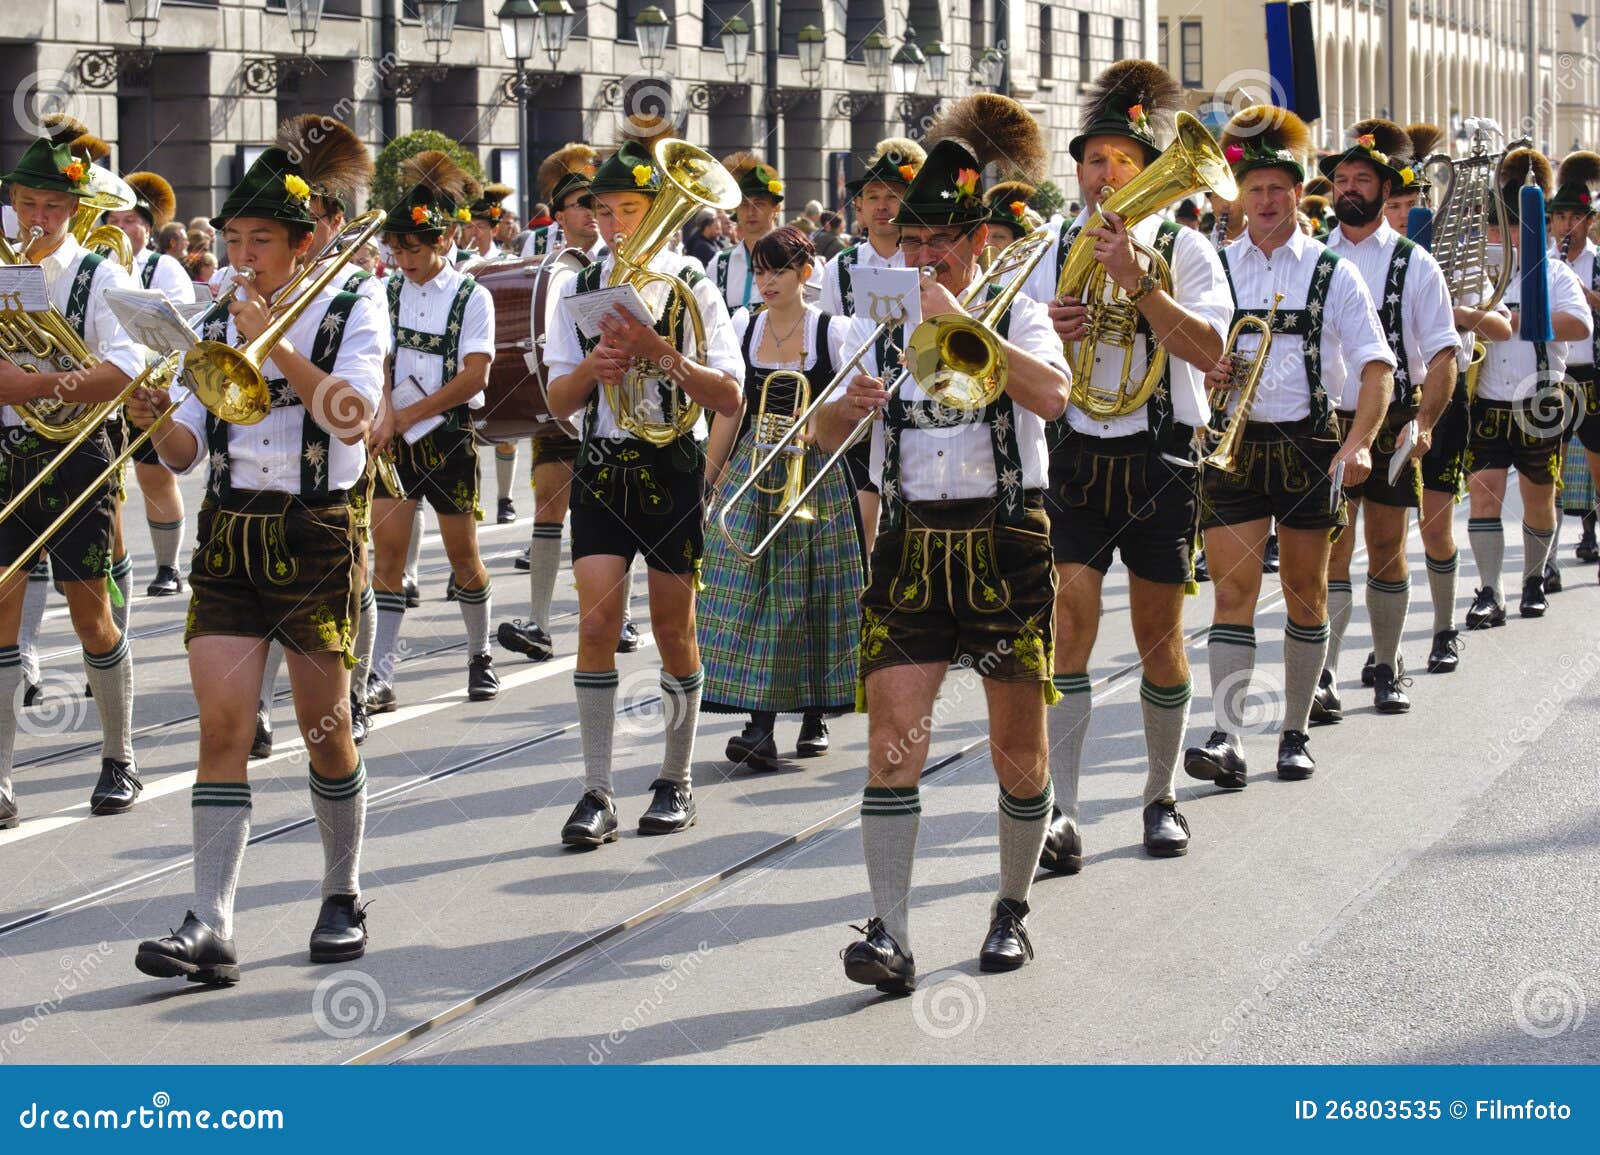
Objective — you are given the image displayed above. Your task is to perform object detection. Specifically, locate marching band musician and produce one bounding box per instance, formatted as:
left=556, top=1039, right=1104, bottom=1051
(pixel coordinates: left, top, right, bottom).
left=128, top=126, right=385, bottom=981
left=1014, top=60, right=1233, bottom=868
left=367, top=150, right=500, bottom=711
left=543, top=138, right=744, bottom=847
left=0, top=131, right=146, bottom=827
left=1548, top=151, right=1600, bottom=582
left=1181, top=104, right=1397, bottom=789
left=1463, top=150, right=1593, bottom=627
left=1316, top=120, right=1461, bottom=719
left=709, top=153, right=823, bottom=311
left=458, top=181, right=519, bottom=523
left=699, top=226, right=862, bottom=768
left=520, top=143, right=597, bottom=260
left=816, top=94, right=1071, bottom=990
left=982, top=179, right=1041, bottom=256
left=818, top=137, right=925, bottom=554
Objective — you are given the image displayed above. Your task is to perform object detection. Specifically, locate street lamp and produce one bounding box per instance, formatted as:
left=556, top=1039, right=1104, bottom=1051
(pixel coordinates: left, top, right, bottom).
left=862, top=30, right=891, bottom=87
left=497, top=0, right=538, bottom=66
left=285, top=0, right=325, bottom=54
left=924, top=40, right=949, bottom=88
left=797, top=23, right=826, bottom=88
left=721, top=15, right=751, bottom=82
left=635, top=5, right=670, bottom=74
left=890, top=31, right=925, bottom=96
left=536, top=0, right=577, bottom=70
left=419, top=0, right=459, bottom=62
left=126, top=0, right=163, bottom=47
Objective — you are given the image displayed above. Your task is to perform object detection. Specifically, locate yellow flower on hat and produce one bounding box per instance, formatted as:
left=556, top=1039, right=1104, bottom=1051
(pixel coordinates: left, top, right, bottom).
left=632, top=164, right=654, bottom=188
left=767, top=178, right=783, bottom=195
left=1399, top=166, right=1415, bottom=186
left=455, top=206, right=472, bottom=222
left=284, top=174, right=311, bottom=203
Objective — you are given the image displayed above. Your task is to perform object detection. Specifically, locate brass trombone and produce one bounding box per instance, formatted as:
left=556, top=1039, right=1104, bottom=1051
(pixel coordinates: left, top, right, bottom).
left=747, top=369, right=816, bottom=526
left=1200, top=293, right=1283, bottom=474
left=719, top=227, right=1057, bottom=560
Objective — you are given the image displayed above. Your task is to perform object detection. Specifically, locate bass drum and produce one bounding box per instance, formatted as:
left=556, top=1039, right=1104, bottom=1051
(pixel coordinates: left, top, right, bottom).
left=472, top=247, right=591, bottom=443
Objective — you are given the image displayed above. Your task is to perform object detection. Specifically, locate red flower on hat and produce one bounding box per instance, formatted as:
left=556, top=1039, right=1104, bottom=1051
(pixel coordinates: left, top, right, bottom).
left=411, top=204, right=430, bottom=225
left=63, top=160, right=85, bottom=186
left=1009, top=199, right=1027, bottom=217
left=1224, top=144, right=1245, bottom=165
left=1357, top=133, right=1375, bottom=149
left=489, top=205, right=502, bottom=219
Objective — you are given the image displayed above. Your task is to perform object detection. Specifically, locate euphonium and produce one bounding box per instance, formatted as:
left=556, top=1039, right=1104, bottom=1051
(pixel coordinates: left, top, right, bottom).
left=1056, top=112, right=1239, bottom=420
left=749, top=369, right=815, bottom=524
left=71, top=166, right=138, bottom=272
left=1201, top=293, right=1283, bottom=474
left=602, top=139, right=742, bottom=448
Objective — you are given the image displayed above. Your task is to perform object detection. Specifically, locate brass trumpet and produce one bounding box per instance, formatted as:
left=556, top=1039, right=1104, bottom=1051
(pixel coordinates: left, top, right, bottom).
left=1200, top=293, right=1282, bottom=473
left=748, top=369, right=815, bottom=526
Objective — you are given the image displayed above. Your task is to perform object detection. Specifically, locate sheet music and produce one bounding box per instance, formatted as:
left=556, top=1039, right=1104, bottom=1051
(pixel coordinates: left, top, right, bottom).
left=105, top=287, right=198, bottom=354
left=849, top=265, right=922, bottom=331
left=568, top=283, right=657, bottom=340
left=1388, top=420, right=1417, bottom=487
left=0, top=265, right=51, bottom=313
left=391, top=374, right=447, bottom=445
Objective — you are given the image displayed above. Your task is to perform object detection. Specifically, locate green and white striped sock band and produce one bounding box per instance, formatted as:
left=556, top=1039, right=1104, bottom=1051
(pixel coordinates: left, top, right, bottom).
left=27, top=560, right=48, bottom=582
left=1284, top=619, right=1330, bottom=644
left=111, top=555, right=133, bottom=580
left=374, top=591, right=407, bottom=614
left=1140, top=677, right=1193, bottom=708
left=998, top=783, right=1054, bottom=821
left=1366, top=575, right=1410, bottom=594
left=574, top=669, right=619, bottom=690
left=662, top=668, right=704, bottom=694
left=192, top=782, right=252, bottom=808
left=454, top=581, right=492, bottom=605
left=861, top=785, right=921, bottom=816
left=531, top=522, right=563, bottom=540
left=1426, top=550, right=1459, bottom=574
left=360, top=585, right=376, bottom=610
left=84, top=635, right=129, bottom=669
left=1052, top=673, right=1091, bottom=696
left=1467, top=517, right=1501, bottom=532
left=1328, top=578, right=1353, bottom=594
left=0, top=645, right=21, bottom=669
left=1209, top=624, right=1257, bottom=649
left=309, top=761, right=367, bottom=801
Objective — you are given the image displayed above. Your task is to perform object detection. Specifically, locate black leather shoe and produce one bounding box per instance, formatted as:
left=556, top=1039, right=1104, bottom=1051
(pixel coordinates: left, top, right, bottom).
left=1262, top=533, right=1280, bottom=573
left=145, top=565, right=182, bottom=597
left=1427, top=628, right=1462, bottom=673
left=496, top=497, right=516, bottom=524
left=1465, top=586, right=1506, bottom=629
left=445, top=577, right=459, bottom=602
left=1309, top=668, right=1343, bottom=725
left=616, top=619, right=640, bottom=653
left=1544, top=561, right=1562, bottom=594
left=841, top=917, right=916, bottom=994
left=366, top=681, right=397, bottom=714
left=250, top=705, right=272, bottom=760
left=1038, top=806, right=1083, bottom=873
left=308, top=894, right=368, bottom=964
left=21, top=680, right=39, bottom=708
left=135, top=912, right=240, bottom=985
left=978, top=898, right=1034, bottom=973
left=1276, top=729, right=1316, bottom=780
left=349, top=694, right=369, bottom=746
left=403, top=577, right=420, bottom=609
left=514, top=546, right=531, bottom=571
left=1372, top=661, right=1411, bottom=714
left=1360, top=650, right=1377, bottom=687
left=1142, top=801, right=1190, bottom=857
left=795, top=713, right=829, bottom=757
left=561, top=790, right=618, bottom=846
left=1520, top=573, right=1548, bottom=618
left=726, top=715, right=778, bottom=768
left=89, top=758, right=141, bottom=815
left=468, top=654, right=499, bottom=701
left=638, top=778, right=696, bottom=834
left=497, top=619, right=554, bottom=661
left=1193, top=549, right=1210, bottom=583
left=0, top=790, right=17, bottom=830
left=1578, top=525, right=1599, bottom=562
left=1184, top=730, right=1248, bottom=790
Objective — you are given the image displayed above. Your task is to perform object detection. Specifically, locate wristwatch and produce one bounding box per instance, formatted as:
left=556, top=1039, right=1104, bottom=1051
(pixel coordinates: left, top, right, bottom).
left=1125, top=273, right=1157, bottom=305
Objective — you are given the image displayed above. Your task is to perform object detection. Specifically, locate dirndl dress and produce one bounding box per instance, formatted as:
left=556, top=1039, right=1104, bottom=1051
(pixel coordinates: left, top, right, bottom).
left=1561, top=438, right=1595, bottom=514
left=700, top=308, right=862, bottom=716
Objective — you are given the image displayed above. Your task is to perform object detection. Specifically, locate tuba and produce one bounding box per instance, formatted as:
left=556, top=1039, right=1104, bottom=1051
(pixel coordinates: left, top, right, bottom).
left=1056, top=112, right=1239, bottom=419
left=601, top=139, right=741, bottom=447
left=1200, top=294, right=1282, bottom=473
left=72, top=166, right=138, bottom=272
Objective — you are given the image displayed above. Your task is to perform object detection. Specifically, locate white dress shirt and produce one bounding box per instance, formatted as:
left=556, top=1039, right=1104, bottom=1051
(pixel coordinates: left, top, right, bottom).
left=830, top=277, right=1067, bottom=501
left=543, top=247, right=745, bottom=442
left=1476, top=253, right=1594, bottom=400
left=169, top=281, right=386, bottom=492
left=1215, top=227, right=1396, bottom=421
left=1323, top=219, right=1458, bottom=408
left=3, top=233, right=145, bottom=429
left=711, top=241, right=825, bottom=311
left=1555, top=239, right=1599, bottom=368
left=520, top=223, right=561, bottom=259
left=818, top=239, right=905, bottom=315
left=1017, top=209, right=1232, bottom=437
left=734, top=305, right=855, bottom=372
left=389, top=262, right=495, bottom=410
left=135, top=250, right=196, bottom=307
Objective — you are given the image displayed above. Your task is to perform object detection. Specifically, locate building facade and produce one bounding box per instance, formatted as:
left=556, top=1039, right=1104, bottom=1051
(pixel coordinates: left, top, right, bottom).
left=3, top=0, right=1161, bottom=219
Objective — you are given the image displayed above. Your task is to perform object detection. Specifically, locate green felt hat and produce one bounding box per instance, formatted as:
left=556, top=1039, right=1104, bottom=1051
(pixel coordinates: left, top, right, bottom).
left=210, top=146, right=316, bottom=229
left=1, top=138, right=95, bottom=197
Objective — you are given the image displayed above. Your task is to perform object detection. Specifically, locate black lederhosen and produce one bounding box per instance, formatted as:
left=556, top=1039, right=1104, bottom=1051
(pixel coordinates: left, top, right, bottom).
left=570, top=436, right=705, bottom=574
left=186, top=488, right=360, bottom=661
left=1420, top=385, right=1471, bottom=495
left=844, top=439, right=876, bottom=496
left=0, top=425, right=117, bottom=582
left=1336, top=407, right=1422, bottom=509
left=1200, top=418, right=1346, bottom=532
left=1466, top=397, right=1564, bottom=485
left=530, top=426, right=581, bottom=468
left=1566, top=362, right=1600, bottom=453
left=380, top=423, right=482, bottom=517
left=859, top=493, right=1055, bottom=684
left=1048, top=427, right=1198, bottom=585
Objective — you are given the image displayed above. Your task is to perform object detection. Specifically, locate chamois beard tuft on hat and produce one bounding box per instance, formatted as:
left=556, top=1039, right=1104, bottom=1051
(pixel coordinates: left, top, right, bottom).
left=1348, top=118, right=1413, bottom=166
left=124, top=172, right=177, bottom=227
left=925, top=93, right=1047, bottom=182
left=985, top=179, right=1036, bottom=209
left=401, top=149, right=480, bottom=206
left=1220, top=104, right=1313, bottom=159
left=40, top=114, right=90, bottom=147
left=65, top=133, right=111, bottom=164
left=720, top=151, right=767, bottom=180
left=275, top=114, right=374, bottom=207
left=1404, top=122, right=1445, bottom=161
left=868, top=136, right=926, bottom=169
left=1082, top=59, right=1182, bottom=134
left=1302, top=175, right=1334, bottom=198
left=536, top=143, right=598, bottom=201
left=1500, top=147, right=1554, bottom=196
left=482, top=182, right=513, bottom=201
left=1557, top=150, right=1600, bottom=195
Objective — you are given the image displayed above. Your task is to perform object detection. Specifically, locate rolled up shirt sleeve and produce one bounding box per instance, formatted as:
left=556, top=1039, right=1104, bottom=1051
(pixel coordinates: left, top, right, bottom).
left=1326, top=259, right=1397, bottom=380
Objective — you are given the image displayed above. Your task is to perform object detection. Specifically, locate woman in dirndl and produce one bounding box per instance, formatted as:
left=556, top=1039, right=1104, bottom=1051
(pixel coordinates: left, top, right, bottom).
left=700, top=226, right=862, bottom=769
